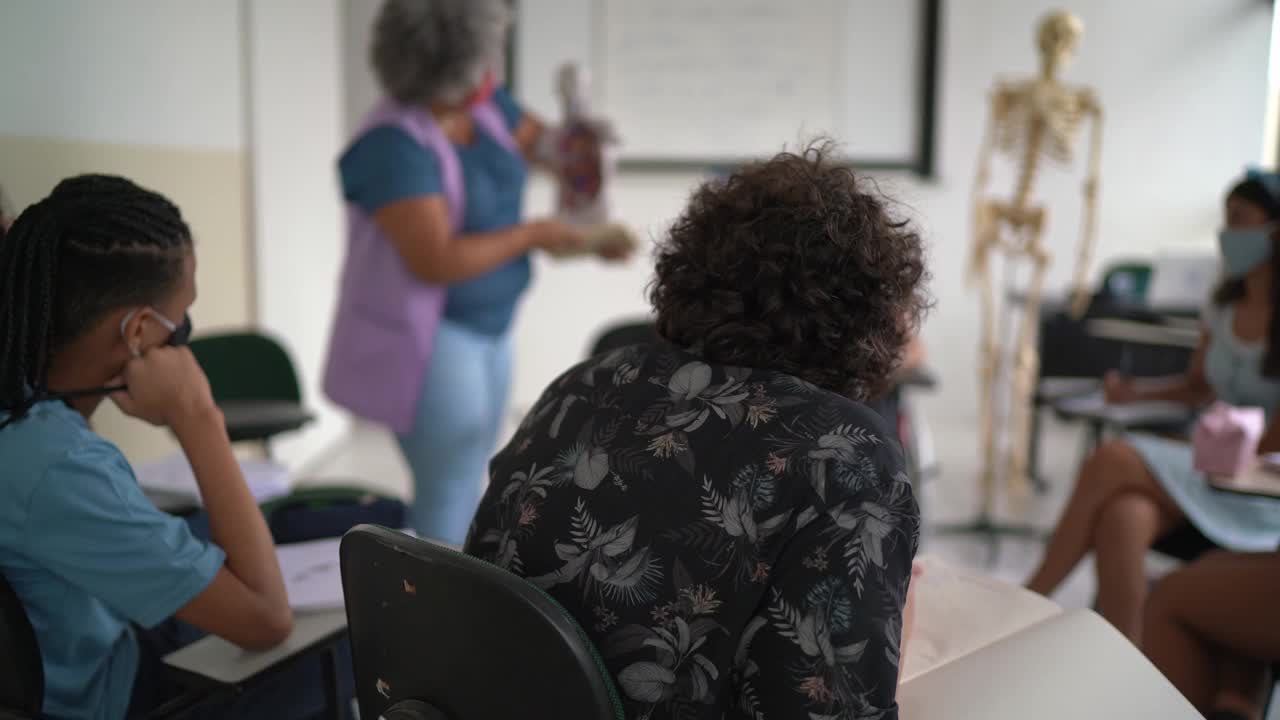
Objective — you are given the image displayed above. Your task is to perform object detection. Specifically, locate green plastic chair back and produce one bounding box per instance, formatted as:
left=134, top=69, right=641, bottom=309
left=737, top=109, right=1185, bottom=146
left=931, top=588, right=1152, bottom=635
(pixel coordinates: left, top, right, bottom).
left=188, top=332, right=303, bottom=404
left=1098, top=262, right=1153, bottom=306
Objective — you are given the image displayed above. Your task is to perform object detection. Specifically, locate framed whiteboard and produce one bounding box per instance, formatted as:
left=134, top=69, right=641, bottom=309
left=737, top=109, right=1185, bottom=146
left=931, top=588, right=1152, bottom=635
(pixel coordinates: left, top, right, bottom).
left=513, top=0, right=940, bottom=175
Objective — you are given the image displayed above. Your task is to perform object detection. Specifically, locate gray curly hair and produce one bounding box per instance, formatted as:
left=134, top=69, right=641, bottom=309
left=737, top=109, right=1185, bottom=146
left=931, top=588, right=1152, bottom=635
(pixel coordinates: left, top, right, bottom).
left=372, top=0, right=511, bottom=107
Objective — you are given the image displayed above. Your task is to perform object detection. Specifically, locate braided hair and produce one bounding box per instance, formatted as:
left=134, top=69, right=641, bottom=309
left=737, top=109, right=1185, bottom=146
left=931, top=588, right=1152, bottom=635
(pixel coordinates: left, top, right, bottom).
left=0, top=174, right=191, bottom=425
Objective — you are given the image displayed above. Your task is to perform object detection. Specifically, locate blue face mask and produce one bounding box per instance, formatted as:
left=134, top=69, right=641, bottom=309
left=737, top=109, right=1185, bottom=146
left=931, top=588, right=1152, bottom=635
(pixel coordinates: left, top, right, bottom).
left=1218, top=227, right=1273, bottom=277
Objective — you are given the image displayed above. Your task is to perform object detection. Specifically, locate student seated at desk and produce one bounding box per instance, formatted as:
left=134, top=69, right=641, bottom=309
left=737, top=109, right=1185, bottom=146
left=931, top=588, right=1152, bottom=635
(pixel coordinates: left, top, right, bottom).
left=1027, top=174, right=1280, bottom=643
left=466, top=143, right=925, bottom=719
left=0, top=176, right=320, bottom=719
left=1144, top=549, right=1280, bottom=720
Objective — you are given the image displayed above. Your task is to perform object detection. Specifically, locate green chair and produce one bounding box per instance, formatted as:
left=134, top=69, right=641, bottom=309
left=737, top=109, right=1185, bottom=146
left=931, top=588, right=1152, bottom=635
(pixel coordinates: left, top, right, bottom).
left=1096, top=262, right=1153, bottom=306
left=188, top=331, right=314, bottom=454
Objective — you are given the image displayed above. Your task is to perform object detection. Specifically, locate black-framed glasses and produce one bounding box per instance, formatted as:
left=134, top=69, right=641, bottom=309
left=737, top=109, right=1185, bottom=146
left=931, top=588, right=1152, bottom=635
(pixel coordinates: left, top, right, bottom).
left=137, top=309, right=193, bottom=347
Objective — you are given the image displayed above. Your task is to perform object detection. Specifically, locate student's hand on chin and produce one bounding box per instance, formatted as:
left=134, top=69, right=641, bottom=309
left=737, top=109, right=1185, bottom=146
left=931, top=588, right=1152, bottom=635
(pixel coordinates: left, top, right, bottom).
left=112, top=346, right=216, bottom=428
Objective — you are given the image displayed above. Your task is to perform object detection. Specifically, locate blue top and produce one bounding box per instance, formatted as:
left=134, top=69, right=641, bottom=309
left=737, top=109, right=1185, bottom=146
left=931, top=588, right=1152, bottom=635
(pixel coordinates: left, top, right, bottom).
left=0, top=400, right=225, bottom=720
left=1202, top=302, right=1280, bottom=418
left=339, top=88, right=531, bottom=336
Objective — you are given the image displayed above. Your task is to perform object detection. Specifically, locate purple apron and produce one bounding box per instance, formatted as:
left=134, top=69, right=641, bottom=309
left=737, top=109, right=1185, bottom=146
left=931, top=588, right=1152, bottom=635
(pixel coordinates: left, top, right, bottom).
left=323, top=99, right=518, bottom=435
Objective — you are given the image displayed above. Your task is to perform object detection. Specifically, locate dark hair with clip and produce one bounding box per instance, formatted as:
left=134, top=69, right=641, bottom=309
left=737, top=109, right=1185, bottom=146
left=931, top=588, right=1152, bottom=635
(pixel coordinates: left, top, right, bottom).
left=0, top=175, right=192, bottom=426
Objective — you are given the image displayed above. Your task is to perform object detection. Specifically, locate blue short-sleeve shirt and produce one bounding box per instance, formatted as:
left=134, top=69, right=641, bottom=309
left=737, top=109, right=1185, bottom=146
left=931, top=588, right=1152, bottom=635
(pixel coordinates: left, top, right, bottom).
left=0, top=400, right=225, bottom=720
left=339, top=88, right=531, bottom=336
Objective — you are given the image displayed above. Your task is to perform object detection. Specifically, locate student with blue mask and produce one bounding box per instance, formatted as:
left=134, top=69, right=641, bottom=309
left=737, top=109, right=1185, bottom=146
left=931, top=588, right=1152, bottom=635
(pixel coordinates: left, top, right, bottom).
left=325, top=0, right=626, bottom=545
left=0, top=175, right=324, bottom=719
left=1026, top=174, right=1280, bottom=644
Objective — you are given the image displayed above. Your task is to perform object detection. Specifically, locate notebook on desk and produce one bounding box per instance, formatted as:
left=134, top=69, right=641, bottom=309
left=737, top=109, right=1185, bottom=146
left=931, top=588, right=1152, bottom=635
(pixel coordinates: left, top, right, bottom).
left=136, top=452, right=292, bottom=508
left=1210, top=461, right=1280, bottom=499
left=898, top=609, right=1202, bottom=719
left=277, top=530, right=436, bottom=611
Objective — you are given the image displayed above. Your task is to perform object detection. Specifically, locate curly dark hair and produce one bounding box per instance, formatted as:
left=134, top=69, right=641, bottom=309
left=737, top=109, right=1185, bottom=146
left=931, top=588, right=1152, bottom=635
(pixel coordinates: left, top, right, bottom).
left=650, top=142, right=930, bottom=401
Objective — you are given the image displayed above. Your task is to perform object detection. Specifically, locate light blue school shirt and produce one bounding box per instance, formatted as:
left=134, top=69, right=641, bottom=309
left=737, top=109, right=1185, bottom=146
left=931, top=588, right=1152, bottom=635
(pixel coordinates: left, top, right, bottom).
left=0, top=399, right=224, bottom=720
left=338, top=87, right=531, bottom=337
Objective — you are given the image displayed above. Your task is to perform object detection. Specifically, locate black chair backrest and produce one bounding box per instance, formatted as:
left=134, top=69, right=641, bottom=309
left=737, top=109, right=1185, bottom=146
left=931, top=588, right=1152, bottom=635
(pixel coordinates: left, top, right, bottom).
left=589, top=320, right=662, bottom=357
left=0, top=573, right=42, bottom=716
left=340, top=526, right=623, bottom=720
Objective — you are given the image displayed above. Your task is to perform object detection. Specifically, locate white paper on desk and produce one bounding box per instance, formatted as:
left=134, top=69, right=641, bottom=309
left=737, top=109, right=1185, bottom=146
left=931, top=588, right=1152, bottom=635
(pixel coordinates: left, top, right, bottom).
left=1053, top=391, right=1191, bottom=425
left=277, top=537, right=344, bottom=611
left=135, top=452, right=292, bottom=506
left=277, top=530, right=423, bottom=611
left=898, top=609, right=1202, bottom=719
left=1148, top=252, right=1218, bottom=311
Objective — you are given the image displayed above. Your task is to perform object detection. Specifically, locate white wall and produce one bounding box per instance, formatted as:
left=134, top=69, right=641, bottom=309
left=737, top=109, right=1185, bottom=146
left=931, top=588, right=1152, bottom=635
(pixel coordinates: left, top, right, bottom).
left=0, top=0, right=244, bottom=150
left=521, top=0, right=1271, bottom=429
left=909, top=0, right=1270, bottom=436
left=338, top=0, right=1271, bottom=458
left=244, top=0, right=349, bottom=468
left=0, top=0, right=256, bottom=463
left=1, top=0, right=353, bottom=470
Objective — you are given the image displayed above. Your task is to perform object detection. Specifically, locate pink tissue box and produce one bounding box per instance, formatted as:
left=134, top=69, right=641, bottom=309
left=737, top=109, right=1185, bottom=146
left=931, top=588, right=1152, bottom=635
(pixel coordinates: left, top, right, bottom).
left=1192, top=403, right=1265, bottom=477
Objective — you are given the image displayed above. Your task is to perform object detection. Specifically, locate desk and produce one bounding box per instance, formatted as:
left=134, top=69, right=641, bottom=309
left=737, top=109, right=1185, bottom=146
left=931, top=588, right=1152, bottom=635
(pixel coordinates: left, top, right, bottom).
left=1211, top=465, right=1280, bottom=499
left=1084, top=318, right=1200, bottom=349
left=1052, top=392, right=1194, bottom=428
left=160, top=609, right=348, bottom=719
left=163, top=609, right=348, bottom=685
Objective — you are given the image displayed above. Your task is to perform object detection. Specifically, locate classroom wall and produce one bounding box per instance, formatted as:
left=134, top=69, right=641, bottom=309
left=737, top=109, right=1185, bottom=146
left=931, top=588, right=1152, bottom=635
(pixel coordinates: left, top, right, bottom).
left=0, top=0, right=254, bottom=463
left=243, top=0, right=349, bottom=468
left=344, top=0, right=1272, bottom=444
left=907, top=0, right=1270, bottom=462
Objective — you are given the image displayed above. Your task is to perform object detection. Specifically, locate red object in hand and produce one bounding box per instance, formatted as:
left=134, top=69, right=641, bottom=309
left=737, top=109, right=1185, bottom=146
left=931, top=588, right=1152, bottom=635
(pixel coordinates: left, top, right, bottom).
left=463, top=68, right=497, bottom=109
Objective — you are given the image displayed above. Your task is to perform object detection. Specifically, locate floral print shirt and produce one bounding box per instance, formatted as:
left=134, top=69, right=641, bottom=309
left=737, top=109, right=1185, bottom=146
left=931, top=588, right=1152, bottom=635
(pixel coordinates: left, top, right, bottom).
left=465, top=344, right=920, bottom=720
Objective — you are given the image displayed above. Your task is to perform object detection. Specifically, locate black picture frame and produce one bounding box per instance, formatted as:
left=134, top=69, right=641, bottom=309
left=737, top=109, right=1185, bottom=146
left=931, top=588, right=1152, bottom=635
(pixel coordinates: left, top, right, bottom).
left=508, top=0, right=941, bottom=177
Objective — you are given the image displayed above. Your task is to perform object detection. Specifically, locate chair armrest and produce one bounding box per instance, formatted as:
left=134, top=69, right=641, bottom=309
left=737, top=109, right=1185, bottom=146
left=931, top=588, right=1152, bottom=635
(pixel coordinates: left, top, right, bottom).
left=219, top=401, right=315, bottom=443
left=898, top=367, right=938, bottom=390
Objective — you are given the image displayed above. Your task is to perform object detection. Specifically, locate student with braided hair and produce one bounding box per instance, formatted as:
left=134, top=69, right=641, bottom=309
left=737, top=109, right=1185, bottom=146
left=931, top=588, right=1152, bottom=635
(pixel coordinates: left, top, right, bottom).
left=0, top=175, right=317, bottom=718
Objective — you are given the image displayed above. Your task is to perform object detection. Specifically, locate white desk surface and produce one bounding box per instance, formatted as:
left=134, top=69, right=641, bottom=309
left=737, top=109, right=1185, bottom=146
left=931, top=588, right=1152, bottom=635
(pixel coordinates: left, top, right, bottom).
left=1084, top=318, right=1200, bottom=348
left=1053, top=391, right=1193, bottom=425
left=160, top=531, right=455, bottom=685
left=163, top=608, right=347, bottom=685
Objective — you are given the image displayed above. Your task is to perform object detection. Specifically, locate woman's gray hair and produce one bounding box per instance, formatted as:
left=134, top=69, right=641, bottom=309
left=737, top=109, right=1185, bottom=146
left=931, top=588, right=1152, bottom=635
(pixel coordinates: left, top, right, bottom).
left=372, top=0, right=511, bottom=107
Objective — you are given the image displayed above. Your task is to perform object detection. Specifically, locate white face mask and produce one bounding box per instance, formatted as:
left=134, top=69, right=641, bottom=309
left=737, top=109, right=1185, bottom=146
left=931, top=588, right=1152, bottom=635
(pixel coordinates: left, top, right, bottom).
left=1217, top=225, right=1275, bottom=278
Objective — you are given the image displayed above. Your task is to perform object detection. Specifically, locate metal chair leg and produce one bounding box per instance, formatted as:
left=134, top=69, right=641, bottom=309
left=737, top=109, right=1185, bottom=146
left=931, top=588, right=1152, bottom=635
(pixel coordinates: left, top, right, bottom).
left=323, top=645, right=342, bottom=720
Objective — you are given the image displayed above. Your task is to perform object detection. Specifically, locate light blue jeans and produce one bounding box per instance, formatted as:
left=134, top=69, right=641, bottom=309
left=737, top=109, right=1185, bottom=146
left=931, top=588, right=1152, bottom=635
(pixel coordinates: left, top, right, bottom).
left=397, top=319, right=513, bottom=545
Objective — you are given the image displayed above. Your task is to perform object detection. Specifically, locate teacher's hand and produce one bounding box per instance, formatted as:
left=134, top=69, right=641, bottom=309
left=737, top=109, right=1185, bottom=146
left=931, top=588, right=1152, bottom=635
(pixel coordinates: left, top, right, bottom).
left=528, top=220, right=586, bottom=256
left=597, top=242, right=633, bottom=262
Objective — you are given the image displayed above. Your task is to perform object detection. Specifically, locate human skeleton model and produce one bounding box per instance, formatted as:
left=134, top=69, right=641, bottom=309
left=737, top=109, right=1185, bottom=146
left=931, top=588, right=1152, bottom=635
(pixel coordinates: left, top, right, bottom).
left=969, top=11, right=1103, bottom=513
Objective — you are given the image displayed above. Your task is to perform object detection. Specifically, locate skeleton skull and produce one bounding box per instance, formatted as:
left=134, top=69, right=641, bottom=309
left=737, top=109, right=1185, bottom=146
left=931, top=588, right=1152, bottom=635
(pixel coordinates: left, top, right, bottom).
left=1037, top=10, right=1083, bottom=71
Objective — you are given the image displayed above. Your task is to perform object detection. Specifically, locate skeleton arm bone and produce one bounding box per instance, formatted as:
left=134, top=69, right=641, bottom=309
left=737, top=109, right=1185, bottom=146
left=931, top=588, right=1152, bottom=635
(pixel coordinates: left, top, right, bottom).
left=1068, top=92, right=1103, bottom=317
left=968, top=89, right=1006, bottom=285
